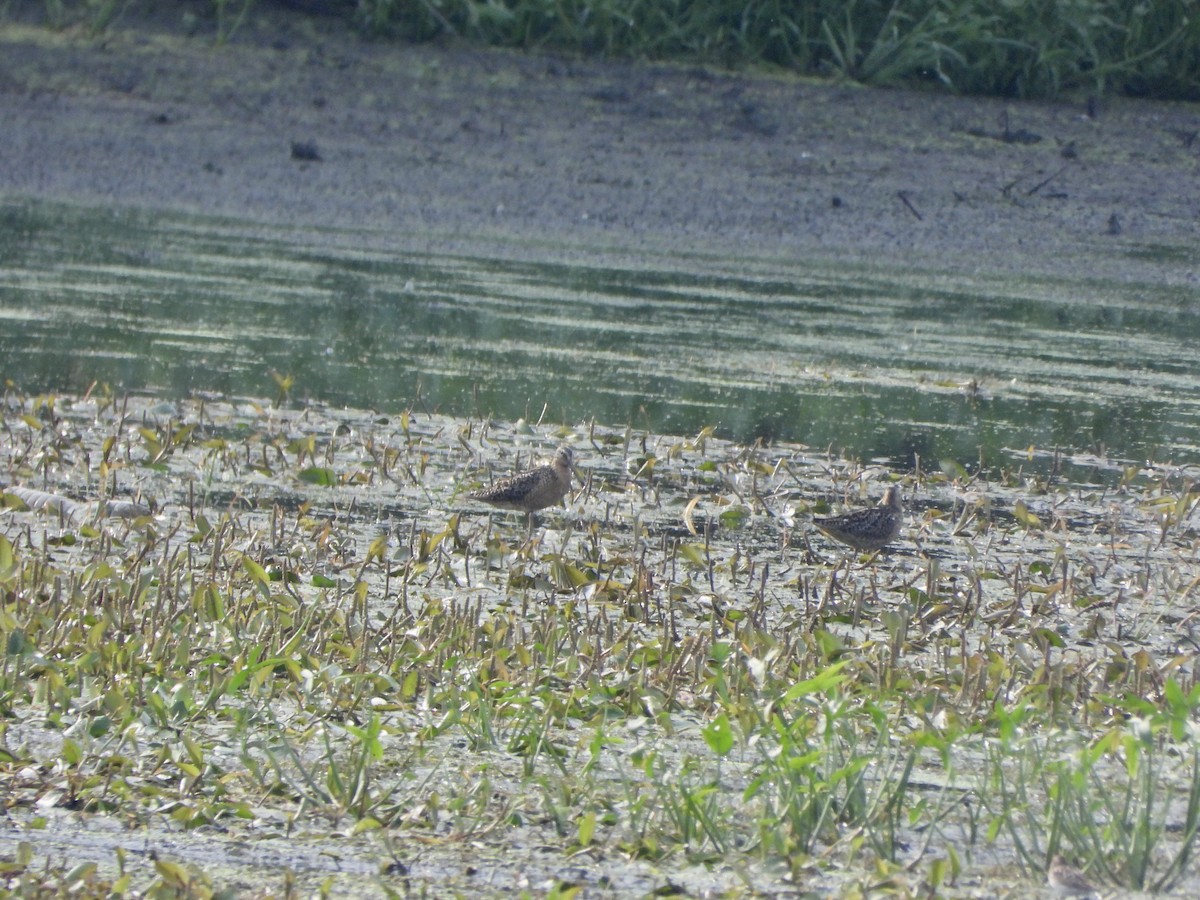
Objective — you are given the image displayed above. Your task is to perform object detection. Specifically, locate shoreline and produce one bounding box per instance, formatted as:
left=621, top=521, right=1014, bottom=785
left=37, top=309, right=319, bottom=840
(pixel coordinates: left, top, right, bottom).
left=1, top=9, right=1198, bottom=287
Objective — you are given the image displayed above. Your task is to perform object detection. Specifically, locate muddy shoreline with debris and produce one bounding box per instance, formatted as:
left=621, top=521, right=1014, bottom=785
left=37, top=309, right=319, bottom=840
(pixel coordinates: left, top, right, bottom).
left=1, top=6, right=1198, bottom=287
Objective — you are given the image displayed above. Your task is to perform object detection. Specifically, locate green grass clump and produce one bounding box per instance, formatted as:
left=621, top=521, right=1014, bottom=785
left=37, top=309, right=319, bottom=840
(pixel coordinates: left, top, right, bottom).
left=349, top=0, right=1200, bottom=99
left=17, top=0, right=1200, bottom=99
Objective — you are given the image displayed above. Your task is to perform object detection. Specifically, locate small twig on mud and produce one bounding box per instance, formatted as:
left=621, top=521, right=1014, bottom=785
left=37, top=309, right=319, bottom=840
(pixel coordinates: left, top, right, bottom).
left=896, top=190, right=923, bottom=221
left=1026, top=165, right=1068, bottom=197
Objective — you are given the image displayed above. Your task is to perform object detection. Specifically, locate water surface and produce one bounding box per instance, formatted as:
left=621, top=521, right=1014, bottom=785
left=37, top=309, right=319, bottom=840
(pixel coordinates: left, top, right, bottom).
left=1, top=199, right=1197, bottom=481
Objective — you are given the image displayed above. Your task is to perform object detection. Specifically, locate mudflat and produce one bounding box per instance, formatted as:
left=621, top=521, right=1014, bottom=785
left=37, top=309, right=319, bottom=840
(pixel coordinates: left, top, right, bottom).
left=1, top=5, right=1197, bottom=286
left=3, top=9, right=1200, bottom=897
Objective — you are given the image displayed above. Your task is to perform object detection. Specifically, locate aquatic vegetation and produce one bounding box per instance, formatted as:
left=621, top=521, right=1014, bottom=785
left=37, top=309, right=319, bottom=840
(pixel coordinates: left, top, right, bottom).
left=2, top=388, right=1200, bottom=894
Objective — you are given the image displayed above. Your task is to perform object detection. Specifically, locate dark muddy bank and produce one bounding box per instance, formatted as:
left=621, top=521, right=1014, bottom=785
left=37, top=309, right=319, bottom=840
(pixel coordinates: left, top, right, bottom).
left=1, top=6, right=1197, bottom=286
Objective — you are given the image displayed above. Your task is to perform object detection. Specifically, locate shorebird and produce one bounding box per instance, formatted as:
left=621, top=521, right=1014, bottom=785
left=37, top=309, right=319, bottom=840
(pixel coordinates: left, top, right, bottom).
left=1047, top=855, right=1100, bottom=898
left=468, top=446, right=574, bottom=523
left=812, top=484, right=903, bottom=552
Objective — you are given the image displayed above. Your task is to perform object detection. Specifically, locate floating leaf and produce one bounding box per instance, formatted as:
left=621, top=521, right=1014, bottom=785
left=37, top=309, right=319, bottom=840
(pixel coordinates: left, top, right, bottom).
left=298, top=466, right=336, bottom=486
left=719, top=505, right=749, bottom=528
left=1013, top=499, right=1042, bottom=529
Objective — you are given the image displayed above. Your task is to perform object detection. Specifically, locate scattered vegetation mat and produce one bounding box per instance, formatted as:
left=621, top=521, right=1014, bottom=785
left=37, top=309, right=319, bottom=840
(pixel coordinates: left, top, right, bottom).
left=2, top=386, right=1200, bottom=896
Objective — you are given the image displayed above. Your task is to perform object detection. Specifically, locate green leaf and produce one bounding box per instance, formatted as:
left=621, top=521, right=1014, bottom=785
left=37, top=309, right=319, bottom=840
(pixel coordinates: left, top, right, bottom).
left=577, top=810, right=596, bottom=846
left=550, top=558, right=592, bottom=589
left=401, top=671, right=419, bottom=700
left=928, top=857, right=947, bottom=889
left=6, top=629, right=26, bottom=656
left=719, top=505, right=748, bottom=528
left=61, top=738, right=83, bottom=766
left=64, top=862, right=98, bottom=885
left=241, top=555, right=269, bottom=584
left=1036, top=627, right=1065, bottom=648
left=153, top=859, right=189, bottom=887
left=782, top=660, right=850, bottom=702
left=298, top=466, right=336, bottom=486
left=702, top=712, right=734, bottom=756
left=1013, top=499, right=1042, bottom=529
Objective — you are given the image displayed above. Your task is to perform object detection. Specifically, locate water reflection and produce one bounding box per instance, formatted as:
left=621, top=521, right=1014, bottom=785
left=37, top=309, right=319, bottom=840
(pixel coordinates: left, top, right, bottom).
left=1, top=199, right=1197, bottom=481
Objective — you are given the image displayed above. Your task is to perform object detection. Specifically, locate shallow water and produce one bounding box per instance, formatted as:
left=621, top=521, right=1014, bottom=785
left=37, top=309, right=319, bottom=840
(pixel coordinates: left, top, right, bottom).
left=2, top=198, right=1197, bottom=482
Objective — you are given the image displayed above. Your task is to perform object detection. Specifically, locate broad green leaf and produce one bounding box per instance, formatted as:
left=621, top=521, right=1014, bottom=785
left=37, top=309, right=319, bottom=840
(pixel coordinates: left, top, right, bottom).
left=298, top=466, right=336, bottom=486
left=702, top=712, right=734, bottom=756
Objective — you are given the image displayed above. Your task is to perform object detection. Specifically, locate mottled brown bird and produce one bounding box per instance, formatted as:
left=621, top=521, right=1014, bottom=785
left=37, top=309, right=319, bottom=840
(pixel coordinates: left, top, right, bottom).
left=812, top=485, right=903, bottom=552
left=1047, top=855, right=1100, bottom=898
left=468, top=446, right=574, bottom=517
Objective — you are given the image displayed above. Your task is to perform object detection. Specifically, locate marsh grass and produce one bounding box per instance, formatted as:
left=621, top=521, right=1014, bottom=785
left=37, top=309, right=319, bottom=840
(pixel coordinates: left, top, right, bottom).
left=980, top=708, right=1200, bottom=892
left=3, top=387, right=1200, bottom=893
left=17, top=0, right=1200, bottom=99
left=357, top=0, right=1200, bottom=99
